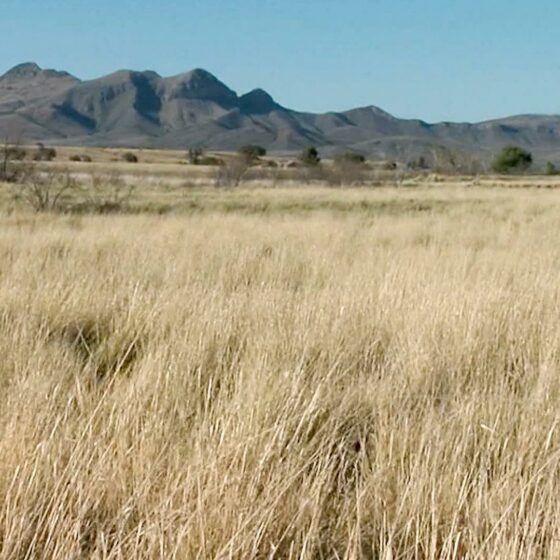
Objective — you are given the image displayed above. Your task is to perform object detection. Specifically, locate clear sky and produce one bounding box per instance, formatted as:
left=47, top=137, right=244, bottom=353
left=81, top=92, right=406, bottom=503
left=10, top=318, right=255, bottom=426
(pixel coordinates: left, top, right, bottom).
left=1, top=0, right=559, bottom=122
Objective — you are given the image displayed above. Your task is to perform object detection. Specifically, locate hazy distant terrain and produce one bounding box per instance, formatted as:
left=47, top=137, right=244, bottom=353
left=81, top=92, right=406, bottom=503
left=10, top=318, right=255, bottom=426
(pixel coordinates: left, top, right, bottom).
left=3, top=62, right=560, bottom=164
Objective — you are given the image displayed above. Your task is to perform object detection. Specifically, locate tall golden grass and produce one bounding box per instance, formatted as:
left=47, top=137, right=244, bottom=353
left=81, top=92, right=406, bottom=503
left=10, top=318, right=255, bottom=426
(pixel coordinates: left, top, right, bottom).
left=1, top=185, right=560, bottom=558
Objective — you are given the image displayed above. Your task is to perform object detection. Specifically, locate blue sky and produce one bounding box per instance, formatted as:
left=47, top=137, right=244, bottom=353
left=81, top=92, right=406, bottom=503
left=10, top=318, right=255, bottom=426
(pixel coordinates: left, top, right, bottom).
left=1, top=0, right=559, bottom=122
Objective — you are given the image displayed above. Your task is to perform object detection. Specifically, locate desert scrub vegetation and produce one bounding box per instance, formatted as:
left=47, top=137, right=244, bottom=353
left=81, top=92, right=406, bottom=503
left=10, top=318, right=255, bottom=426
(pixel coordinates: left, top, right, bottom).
left=69, top=154, right=93, bottom=163
left=6, top=170, right=136, bottom=214
left=492, top=145, right=533, bottom=174
left=121, top=151, right=139, bottom=163
left=2, top=186, right=560, bottom=557
left=32, top=143, right=57, bottom=162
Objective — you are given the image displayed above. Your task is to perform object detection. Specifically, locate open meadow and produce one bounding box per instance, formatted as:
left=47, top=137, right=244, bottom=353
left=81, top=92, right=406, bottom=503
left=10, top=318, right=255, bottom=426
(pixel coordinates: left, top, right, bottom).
left=2, top=178, right=560, bottom=558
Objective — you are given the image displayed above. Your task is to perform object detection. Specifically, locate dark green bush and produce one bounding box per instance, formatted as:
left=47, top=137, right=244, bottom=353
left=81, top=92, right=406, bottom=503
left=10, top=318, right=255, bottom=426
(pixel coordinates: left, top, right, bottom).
left=492, top=146, right=532, bottom=174
left=122, top=152, right=138, bottom=163
left=334, top=152, right=366, bottom=166
left=299, top=146, right=321, bottom=167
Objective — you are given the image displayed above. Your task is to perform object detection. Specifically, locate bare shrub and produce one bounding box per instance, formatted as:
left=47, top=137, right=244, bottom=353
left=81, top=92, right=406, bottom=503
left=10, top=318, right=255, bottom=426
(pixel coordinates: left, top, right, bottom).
left=0, top=136, right=27, bottom=182
left=244, top=166, right=287, bottom=186
left=12, top=169, right=133, bottom=214
left=214, top=156, right=250, bottom=187
left=4, top=146, right=26, bottom=161
left=13, top=171, right=79, bottom=212
left=81, top=172, right=135, bottom=213
left=290, top=164, right=326, bottom=185
left=323, top=153, right=369, bottom=186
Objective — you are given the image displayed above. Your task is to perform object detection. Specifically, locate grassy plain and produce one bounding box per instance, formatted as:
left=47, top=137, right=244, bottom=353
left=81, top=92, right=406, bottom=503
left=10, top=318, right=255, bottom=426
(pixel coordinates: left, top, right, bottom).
left=1, top=178, right=560, bottom=558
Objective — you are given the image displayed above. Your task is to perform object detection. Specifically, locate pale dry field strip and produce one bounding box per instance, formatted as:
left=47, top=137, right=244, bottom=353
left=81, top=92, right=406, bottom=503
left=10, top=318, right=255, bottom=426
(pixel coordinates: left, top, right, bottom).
left=1, top=185, right=560, bottom=558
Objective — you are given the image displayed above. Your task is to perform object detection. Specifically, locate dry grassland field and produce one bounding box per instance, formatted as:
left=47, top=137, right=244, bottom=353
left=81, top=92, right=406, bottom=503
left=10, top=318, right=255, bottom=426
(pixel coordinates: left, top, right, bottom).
left=3, top=163, right=560, bottom=558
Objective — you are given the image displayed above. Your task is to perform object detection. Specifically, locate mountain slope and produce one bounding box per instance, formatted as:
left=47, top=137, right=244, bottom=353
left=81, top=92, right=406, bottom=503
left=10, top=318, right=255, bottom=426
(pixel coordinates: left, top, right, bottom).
left=1, top=62, right=560, bottom=164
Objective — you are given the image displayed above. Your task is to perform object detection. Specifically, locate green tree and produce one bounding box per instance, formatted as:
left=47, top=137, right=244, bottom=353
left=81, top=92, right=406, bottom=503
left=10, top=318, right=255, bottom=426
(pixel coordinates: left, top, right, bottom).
left=299, top=146, right=321, bottom=167
left=238, top=145, right=266, bottom=163
left=492, top=146, right=532, bottom=174
left=546, top=161, right=558, bottom=176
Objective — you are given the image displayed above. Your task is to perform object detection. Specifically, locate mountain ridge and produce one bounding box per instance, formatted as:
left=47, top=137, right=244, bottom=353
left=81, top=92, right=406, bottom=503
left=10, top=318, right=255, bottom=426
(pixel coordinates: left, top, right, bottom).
left=1, top=62, right=560, bottom=165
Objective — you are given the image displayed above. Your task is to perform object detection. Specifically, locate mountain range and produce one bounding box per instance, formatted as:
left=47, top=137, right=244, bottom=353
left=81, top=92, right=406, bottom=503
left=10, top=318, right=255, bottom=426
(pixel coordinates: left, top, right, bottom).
left=2, top=62, right=560, bottom=166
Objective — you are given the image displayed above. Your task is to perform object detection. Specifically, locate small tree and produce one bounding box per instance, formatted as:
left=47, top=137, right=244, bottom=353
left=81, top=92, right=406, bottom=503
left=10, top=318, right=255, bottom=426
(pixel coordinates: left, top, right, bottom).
left=546, top=162, right=558, bottom=176
left=238, top=145, right=266, bottom=164
left=299, top=146, right=320, bottom=167
left=187, top=147, right=204, bottom=165
left=492, top=146, right=532, bottom=174
left=33, top=143, right=57, bottom=162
